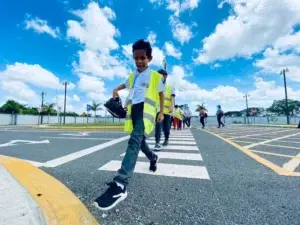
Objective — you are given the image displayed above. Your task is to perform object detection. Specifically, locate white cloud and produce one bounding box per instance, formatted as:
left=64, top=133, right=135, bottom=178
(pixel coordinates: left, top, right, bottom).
left=164, top=41, right=182, bottom=59
left=195, top=0, right=300, bottom=64
left=169, top=16, right=193, bottom=44
left=0, top=80, right=39, bottom=104
left=254, top=48, right=300, bottom=82
left=73, top=94, right=80, bottom=102
left=151, top=47, right=165, bottom=67
left=274, top=31, right=300, bottom=53
left=147, top=31, right=157, bottom=45
left=67, top=2, right=119, bottom=53
left=24, top=14, right=60, bottom=38
left=122, top=44, right=132, bottom=58
left=213, top=63, right=222, bottom=68
left=150, top=0, right=201, bottom=16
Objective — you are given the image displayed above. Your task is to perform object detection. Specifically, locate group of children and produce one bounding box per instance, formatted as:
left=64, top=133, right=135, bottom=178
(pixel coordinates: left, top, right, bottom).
left=170, top=105, right=192, bottom=130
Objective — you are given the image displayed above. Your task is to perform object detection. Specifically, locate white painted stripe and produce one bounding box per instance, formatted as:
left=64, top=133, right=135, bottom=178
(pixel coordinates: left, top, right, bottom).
left=228, top=129, right=292, bottom=140
left=149, top=144, right=199, bottom=151
left=148, top=137, right=195, bottom=141
left=99, top=160, right=210, bottom=179
left=283, top=153, right=300, bottom=172
left=147, top=140, right=196, bottom=145
left=43, top=135, right=130, bottom=167
left=120, top=152, right=203, bottom=161
left=40, top=136, right=114, bottom=140
left=169, top=135, right=193, bottom=138
left=25, top=160, right=44, bottom=167
left=244, top=133, right=300, bottom=148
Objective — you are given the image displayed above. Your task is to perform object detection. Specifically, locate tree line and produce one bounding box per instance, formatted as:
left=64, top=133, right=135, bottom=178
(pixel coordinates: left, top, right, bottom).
left=195, top=99, right=300, bottom=117
left=0, top=100, right=103, bottom=117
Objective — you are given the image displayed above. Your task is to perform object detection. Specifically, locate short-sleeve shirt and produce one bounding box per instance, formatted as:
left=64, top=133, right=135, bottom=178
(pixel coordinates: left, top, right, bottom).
left=125, top=68, right=165, bottom=105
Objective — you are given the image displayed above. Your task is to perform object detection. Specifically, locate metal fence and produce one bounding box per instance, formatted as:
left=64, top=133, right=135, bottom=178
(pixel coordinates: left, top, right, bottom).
left=0, top=113, right=299, bottom=126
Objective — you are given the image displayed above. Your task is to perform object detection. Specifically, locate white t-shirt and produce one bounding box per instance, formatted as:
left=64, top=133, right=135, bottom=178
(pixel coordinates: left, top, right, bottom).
left=125, top=68, right=165, bottom=105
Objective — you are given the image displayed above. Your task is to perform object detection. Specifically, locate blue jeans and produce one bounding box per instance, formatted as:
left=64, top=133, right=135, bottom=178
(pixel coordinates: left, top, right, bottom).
left=114, top=103, right=156, bottom=186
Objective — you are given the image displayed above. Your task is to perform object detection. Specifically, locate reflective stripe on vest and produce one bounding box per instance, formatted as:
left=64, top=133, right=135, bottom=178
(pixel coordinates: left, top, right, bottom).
left=163, top=84, right=172, bottom=115
left=124, top=71, right=161, bottom=136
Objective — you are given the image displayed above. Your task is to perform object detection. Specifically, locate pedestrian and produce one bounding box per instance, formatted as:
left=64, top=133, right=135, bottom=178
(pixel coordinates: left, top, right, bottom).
left=94, top=39, right=165, bottom=211
left=216, top=105, right=225, bottom=128
left=174, top=105, right=183, bottom=130
left=183, top=106, right=192, bottom=128
left=173, top=105, right=179, bottom=129
left=154, top=69, right=175, bottom=151
left=199, top=109, right=207, bottom=128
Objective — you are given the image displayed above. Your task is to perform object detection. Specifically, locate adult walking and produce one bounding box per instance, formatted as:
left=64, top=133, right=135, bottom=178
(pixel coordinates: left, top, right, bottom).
left=200, top=109, right=207, bottom=128
left=154, top=69, right=175, bottom=151
left=183, top=106, right=192, bottom=128
left=216, top=105, right=225, bottom=128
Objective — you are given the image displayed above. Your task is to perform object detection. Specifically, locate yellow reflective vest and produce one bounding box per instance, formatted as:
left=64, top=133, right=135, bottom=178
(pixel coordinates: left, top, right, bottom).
left=174, top=108, right=183, bottom=120
left=124, top=70, right=162, bottom=136
left=163, top=84, right=172, bottom=115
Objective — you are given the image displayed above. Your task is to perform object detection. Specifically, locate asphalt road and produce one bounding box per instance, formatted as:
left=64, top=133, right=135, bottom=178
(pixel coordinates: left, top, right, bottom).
left=0, top=126, right=300, bottom=225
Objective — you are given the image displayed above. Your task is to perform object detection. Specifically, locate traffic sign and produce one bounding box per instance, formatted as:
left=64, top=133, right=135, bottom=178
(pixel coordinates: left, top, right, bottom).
left=86, top=104, right=92, bottom=112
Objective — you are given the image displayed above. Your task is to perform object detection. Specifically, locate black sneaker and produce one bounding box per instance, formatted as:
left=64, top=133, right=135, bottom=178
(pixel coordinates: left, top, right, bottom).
left=154, top=143, right=161, bottom=151
left=149, top=155, right=159, bottom=172
left=162, top=140, right=168, bottom=146
left=94, top=182, right=127, bottom=211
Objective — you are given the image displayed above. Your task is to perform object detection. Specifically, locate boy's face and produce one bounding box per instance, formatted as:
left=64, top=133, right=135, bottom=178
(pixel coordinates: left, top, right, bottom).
left=163, top=74, right=168, bottom=83
left=133, top=49, right=152, bottom=71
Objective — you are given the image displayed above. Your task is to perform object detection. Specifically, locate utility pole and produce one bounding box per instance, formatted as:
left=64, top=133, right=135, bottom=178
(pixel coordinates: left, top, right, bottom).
left=62, top=81, right=69, bottom=124
left=244, top=94, right=250, bottom=124
left=163, top=57, right=167, bottom=71
left=280, top=68, right=290, bottom=124
left=40, top=92, right=46, bottom=124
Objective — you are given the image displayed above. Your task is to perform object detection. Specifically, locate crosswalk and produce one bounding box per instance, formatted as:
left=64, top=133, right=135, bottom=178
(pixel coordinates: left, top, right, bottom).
left=99, top=129, right=210, bottom=180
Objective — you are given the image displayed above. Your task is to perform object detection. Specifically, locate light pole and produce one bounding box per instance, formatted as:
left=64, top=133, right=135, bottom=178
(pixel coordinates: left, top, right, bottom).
left=62, top=81, right=70, bottom=124
left=41, top=92, right=46, bottom=124
left=163, top=57, right=167, bottom=71
left=280, top=68, right=290, bottom=124
left=244, top=94, right=250, bottom=124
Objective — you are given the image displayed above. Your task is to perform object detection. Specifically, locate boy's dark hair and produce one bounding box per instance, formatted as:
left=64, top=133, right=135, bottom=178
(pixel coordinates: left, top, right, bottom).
left=175, top=105, right=178, bottom=108
left=132, top=39, right=152, bottom=58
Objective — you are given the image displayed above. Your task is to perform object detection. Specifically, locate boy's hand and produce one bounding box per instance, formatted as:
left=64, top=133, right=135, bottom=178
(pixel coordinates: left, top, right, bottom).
left=113, top=89, right=119, bottom=98
left=157, top=112, right=164, bottom=122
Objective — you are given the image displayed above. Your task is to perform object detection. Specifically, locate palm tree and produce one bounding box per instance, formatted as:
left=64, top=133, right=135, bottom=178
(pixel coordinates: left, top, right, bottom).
left=195, top=103, right=207, bottom=112
left=43, top=103, right=56, bottom=115
left=90, top=101, right=102, bottom=117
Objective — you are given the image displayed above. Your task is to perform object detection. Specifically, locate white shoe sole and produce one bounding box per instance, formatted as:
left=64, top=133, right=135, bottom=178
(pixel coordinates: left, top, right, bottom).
left=93, top=191, right=128, bottom=211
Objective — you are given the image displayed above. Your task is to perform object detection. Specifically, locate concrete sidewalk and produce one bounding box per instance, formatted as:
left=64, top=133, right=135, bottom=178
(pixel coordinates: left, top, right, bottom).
left=0, top=156, right=99, bottom=225
left=0, top=165, right=46, bottom=225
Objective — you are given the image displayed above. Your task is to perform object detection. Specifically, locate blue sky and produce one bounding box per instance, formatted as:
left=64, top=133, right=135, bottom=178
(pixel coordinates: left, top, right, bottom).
left=1, top=0, right=300, bottom=115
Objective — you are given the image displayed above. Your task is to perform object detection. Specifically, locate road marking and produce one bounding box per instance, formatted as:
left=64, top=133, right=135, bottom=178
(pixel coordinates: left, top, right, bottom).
left=234, top=137, right=268, bottom=141
left=120, top=152, right=203, bottom=161
left=261, top=143, right=300, bottom=150
left=43, top=136, right=130, bottom=167
left=25, top=160, right=45, bottom=167
left=147, top=140, right=196, bottom=145
left=149, top=144, right=199, bottom=151
left=244, top=133, right=300, bottom=148
left=0, top=140, right=50, bottom=148
left=60, top=132, right=90, bottom=137
left=250, top=150, right=300, bottom=159
left=200, top=128, right=300, bottom=176
left=99, top=160, right=210, bottom=179
left=234, top=140, right=255, bottom=144
left=283, top=153, right=300, bottom=172
left=168, top=135, right=193, bottom=138
left=275, top=140, right=300, bottom=144
left=148, top=137, right=195, bottom=141
left=228, top=129, right=292, bottom=140
left=40, top=136, right=114, bottom=141
left=217, top=128, right=276, bottom=135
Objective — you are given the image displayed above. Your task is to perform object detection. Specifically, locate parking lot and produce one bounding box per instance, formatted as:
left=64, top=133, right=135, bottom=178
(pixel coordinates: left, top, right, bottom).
left=204, top=125, right=300, bottom=176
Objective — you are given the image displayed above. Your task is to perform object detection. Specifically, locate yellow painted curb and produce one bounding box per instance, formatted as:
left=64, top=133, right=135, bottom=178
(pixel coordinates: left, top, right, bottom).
left=201, top=129, right=300, bottom=177
left=0, top=156, right=99, bottom=225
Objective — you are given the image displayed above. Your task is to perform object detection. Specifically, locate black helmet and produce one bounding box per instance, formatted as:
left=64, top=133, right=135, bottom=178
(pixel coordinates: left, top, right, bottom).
left=157, top=69, right=168, bottom=76
left=104, top=97, right=126, bottom=118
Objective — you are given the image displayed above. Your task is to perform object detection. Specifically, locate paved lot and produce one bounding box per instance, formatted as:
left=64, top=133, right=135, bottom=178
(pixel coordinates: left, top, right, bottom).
left=203, top=125, right=300, bottom=176
left=0, top=126, right=300, bottom=225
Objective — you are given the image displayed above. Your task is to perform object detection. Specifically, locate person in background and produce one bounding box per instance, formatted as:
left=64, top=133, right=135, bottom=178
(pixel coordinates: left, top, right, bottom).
left=94, top=39, right=164, bottom=210
left=216, top=105, right=225, bottom=128
left=154, top=69, right=175, bottom=151
left=200, top=109, right=208, bottom=129
left=173, top=105, right=180, bottom=130
left=183, top=106, right=192, bottom=128
left=178, top=105, right=184, bottom=130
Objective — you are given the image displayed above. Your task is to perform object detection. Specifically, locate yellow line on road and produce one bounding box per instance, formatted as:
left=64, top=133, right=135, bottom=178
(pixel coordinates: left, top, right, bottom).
left=0, top=155, right=99, bottom=225
left=200, top=129, right=300, bottom=177
left=283, top=153, right=300, bottom=172
left=250, top=150, right=300, bottom=159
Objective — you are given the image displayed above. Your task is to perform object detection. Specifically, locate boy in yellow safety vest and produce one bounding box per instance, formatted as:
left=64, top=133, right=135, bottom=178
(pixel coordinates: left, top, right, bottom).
left=94, top=39, right=165, bottom=211
left=154, top=69, right=175, bottom=150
